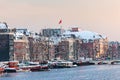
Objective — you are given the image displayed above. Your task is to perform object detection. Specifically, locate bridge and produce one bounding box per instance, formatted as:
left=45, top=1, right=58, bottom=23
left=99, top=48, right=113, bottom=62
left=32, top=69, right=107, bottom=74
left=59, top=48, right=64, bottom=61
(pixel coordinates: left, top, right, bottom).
left=90, top=59, right=120, bottom=65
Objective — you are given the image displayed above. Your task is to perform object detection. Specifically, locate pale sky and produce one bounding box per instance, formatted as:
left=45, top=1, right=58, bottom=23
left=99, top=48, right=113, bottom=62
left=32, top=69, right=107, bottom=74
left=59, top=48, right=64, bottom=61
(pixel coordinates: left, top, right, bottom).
left=0, top=0, right=120, bottom=41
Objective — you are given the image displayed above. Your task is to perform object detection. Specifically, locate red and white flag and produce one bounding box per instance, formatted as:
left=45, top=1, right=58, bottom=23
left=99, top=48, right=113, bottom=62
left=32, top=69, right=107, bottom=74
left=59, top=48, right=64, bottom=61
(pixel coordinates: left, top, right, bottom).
left=59, top=20, right=62, bottom=24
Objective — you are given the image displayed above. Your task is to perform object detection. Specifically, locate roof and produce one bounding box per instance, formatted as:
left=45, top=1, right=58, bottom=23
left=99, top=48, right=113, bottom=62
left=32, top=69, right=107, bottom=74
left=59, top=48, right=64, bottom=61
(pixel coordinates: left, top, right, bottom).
left=62, top=30, right=106, bottom=40
left=0, top=23, right=8, bottom=29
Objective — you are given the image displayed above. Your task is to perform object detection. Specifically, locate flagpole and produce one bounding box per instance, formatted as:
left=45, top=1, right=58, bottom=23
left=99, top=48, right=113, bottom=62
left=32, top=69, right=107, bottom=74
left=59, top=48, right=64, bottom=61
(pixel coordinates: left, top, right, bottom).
left=59, top=19, right=62, bottom=36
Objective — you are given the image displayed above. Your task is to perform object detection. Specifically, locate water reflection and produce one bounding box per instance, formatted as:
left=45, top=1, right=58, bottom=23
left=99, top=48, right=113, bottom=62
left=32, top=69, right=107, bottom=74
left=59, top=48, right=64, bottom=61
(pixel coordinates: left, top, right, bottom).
left=2, top=73, right=18, bottom=77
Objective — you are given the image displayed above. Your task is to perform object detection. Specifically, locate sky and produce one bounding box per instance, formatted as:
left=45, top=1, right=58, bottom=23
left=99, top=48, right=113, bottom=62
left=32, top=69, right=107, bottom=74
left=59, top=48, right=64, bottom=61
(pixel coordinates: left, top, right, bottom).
left=0, top=0, right=120, bottom=41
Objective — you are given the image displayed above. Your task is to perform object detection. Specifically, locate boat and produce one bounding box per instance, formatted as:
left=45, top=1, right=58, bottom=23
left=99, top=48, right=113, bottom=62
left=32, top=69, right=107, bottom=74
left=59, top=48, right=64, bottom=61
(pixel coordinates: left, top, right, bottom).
left=73, top=61, right=95, bottom=66
left=2, top=61, right=30, bottom=73
left=40, top=64, right=49, bottom=71
left=0, top=67, right=4, bottom=73
left=29, top=65, right=41, bottom=72
left=18, top=62, right=49, bottom=72
left=97, top=61, right=107, bottom=65
left=4, top=68, right=16, bottom=73
left=0, top=63, right=5, bottom=74
left=3, top=61, right=19, bottom=73
left=48, top=60, right=74, bottom=68
left=111, top=61, right=120, bottom=65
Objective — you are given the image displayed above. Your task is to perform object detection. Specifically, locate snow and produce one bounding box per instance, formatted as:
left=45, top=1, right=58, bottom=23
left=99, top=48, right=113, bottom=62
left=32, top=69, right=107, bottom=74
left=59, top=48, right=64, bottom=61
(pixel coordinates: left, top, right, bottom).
left=62, top=30, right=106, bottom=40
left=50, top=36, right=62, bottom=44
left=16, top=29, right=30, bottom=36
left=15, top=32, right=24, bottom=36
left=14, top=32, right=24, bottom=40
left=0, top=23, right=7, bottom=29
left=50, top=30, right=106, bottom=44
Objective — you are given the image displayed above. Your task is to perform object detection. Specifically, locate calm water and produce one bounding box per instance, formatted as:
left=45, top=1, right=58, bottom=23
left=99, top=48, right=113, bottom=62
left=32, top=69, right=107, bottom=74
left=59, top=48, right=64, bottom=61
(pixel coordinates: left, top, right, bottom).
left=1, top=65, right=120, bottom=80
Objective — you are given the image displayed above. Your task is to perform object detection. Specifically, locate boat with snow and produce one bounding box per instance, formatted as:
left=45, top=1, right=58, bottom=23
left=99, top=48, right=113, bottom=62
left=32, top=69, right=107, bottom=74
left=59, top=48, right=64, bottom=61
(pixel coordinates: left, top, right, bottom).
left=48, top=60, right=75, bottom=68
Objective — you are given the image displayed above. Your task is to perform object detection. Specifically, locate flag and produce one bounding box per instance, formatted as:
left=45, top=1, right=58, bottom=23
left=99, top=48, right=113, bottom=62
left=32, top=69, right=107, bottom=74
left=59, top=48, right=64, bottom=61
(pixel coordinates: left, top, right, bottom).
left=59, top=20, right=62, bottom=24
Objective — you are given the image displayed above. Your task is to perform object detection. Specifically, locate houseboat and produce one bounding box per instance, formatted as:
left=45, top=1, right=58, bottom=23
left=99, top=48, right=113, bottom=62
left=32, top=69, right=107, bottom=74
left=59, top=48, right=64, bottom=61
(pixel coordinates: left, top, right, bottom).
left=48, top=60, right=75, bottom=68
left=0, top=67, right=4, bottom=73
left=18, top=61, right=49, bottom=72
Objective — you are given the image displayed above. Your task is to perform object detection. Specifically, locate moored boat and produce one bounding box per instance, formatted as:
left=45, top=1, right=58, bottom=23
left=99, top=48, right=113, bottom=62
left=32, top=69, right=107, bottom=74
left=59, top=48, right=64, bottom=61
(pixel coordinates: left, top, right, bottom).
left=18, top=62, right=49, bottom=72
left=48, top=60, right=74, bottom=68
left=3, top=61, right=19, bottom=73
left=73, top=60, right=95, bottom=66
left=0, top=67, right=4, bottom=73
left=4, top=68, right=16, bottom=73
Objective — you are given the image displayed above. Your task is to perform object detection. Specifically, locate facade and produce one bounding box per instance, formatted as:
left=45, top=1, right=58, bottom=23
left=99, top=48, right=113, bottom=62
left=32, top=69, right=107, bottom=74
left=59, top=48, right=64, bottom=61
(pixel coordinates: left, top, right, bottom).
left=93, top=38, right=108, bottom=59
left=14, top=36, right=29, bottom=62
left=56, top=40, right=69, bottom=60
left=29, top=36, right=55, bottom=62
left=107, top=41, right=120, bottom=60
left=0, top=23, right=14, bottom=61
left=31, top=40, right=42, bottom=61
left=71, top=27, right=81, bottom=32
left=80, top=39, right=94, bottom=60
left=0, top=33, right=14, bottom=61
left=73, top=39, right=82, bottom=60
left=28, top=37, right=34, bottom=61
left=42, top=28, right=61, bottom=37
left=42, top=38, right=55, bottom=61
left=78, top=38, right=108, bottom=60
left=56, top=38, right=75, bottom=60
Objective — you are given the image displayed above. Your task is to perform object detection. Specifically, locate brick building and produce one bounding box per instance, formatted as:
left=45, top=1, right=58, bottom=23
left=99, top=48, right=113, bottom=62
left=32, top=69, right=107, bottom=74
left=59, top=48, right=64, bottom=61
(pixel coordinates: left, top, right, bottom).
left=56, top=38, right=75, bottom=60
left=14, top=36, right=29, bottom=62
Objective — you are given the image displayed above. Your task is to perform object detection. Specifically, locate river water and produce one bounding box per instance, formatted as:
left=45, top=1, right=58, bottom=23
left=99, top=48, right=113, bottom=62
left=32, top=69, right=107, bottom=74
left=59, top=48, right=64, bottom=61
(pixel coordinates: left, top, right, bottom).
left=0, top=65, right=120, bottom=80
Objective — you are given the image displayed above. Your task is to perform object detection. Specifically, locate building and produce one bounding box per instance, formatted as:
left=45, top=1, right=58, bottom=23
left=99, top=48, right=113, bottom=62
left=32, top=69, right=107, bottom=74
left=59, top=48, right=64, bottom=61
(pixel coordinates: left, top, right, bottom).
left=56, top=38, right=75, bottom=60
left=0, top=23, right=14, bottom=61
left=15, top=28, right=30, bottom=36
left=71, top=27, right=81, bottom=32
left=93, top=38, right=108, bottom=59
left=73, top=39, right=82, bottom=60
left=42, top=28, right=62, bottom=37
left=14, top=29, right=30, bottom=62
left=0, top=33, right=14, bottom=61
left=80, top=39, right=94, bottom=60
left=28, top=34, right=55, bottom=62
left=107, top=41, right=119, bottom=60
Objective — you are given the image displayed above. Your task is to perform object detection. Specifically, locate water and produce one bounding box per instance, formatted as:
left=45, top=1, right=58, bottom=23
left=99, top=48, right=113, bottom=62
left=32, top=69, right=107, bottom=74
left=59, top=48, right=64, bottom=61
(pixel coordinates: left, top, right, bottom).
left=1, top=65, right=120, bottom=80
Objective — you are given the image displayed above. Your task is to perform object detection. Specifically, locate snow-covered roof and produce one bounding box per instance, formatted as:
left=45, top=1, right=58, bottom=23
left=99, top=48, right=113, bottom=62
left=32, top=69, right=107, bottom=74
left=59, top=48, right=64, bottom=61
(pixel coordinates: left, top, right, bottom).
left=15, top=32, right=24, bottom=36
left=14, top=32, right=24, bottom=40
left=0, top=23, right=7, bottom=29
left=50, top=36, right=61, bottom=44
left=62, top=30, right=106, bottom=40
left=16, top=29, right=30, bottom=36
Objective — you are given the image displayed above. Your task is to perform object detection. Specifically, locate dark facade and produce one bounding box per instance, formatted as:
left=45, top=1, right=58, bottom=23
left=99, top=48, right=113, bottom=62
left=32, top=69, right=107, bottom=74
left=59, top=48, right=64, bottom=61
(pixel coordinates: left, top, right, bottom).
left=42, top=29, right=61, bottom=37
left=107, top=41, right=120, bottom=60
left=56, top=41, right=69, bottom=60
left=0, top=34, right=14, bottom=61
left=73, top=39, right=82, bottom=60
left=80, top=42, right=94, bottom=59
